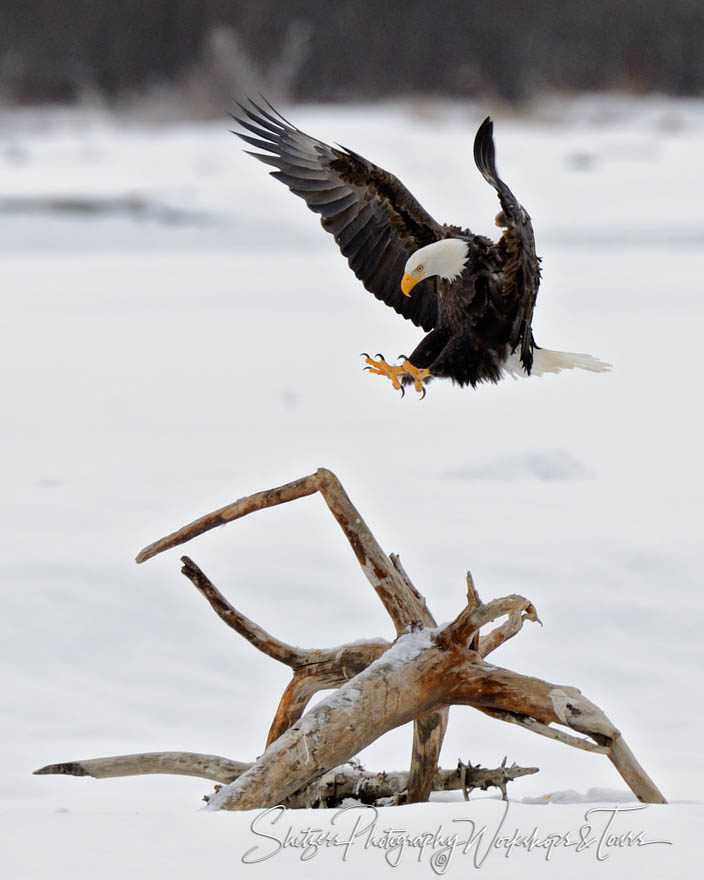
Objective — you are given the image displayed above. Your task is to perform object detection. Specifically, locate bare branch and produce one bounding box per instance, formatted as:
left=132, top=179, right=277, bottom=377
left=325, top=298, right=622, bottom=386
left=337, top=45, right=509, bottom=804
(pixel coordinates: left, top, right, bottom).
left=136, top=472, right=320, bottom=564
left=477, top=708, right=665, bottom=803
left=33, top=752, right=249, bottom=784
left=466, top=570, right=481, bottom=610
left=476, top=708, right=611, bottom=753
left=609, top=736, right=667, bottom=804
left=390, top=552, right=432, bottom=616
left=479, top=601, right=541, bottom=657
left=464, top=571, right=482, bottom=652
left=313, top=468, right=433, bottom=632
left=179, top=552, right=398, bottom=748
left=138, top=468, right=430, bottom=634
left=439, top=594, right=539, bottom=650
left=180, top=553, right=394, bottom=745
left=180, top=556, right=305, bottom=666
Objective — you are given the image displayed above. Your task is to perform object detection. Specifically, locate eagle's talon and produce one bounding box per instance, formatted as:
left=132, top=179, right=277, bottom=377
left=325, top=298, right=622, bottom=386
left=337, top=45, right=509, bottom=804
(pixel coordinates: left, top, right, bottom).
left=364, top=354, right=431, bottom=395
left=402, top=359, right=432, bottom=396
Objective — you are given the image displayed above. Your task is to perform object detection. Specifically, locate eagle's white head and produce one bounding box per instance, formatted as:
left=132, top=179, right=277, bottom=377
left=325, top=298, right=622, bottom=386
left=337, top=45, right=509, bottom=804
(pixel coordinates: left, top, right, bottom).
left=401, top=238, right=470, bottom=296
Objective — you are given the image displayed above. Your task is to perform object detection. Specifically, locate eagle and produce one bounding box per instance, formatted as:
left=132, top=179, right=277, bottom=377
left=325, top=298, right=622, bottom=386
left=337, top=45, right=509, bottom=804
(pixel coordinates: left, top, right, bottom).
left=233, top=99, right=609, bottom=396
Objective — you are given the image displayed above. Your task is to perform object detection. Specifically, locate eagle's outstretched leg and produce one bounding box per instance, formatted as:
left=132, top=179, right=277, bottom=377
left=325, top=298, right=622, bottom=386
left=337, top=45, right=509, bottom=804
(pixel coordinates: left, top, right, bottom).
left=363, top=355, right=431, bottom=395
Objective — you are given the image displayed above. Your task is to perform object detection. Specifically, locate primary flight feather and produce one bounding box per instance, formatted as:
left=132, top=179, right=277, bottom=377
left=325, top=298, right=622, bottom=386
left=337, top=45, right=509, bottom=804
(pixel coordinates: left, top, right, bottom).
left=233, top=100, right=609, bottom=395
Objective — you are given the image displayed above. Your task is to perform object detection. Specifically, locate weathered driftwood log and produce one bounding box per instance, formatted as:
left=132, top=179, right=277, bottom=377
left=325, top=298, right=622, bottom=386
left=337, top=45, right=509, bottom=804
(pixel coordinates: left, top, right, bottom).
left=35, top=468, right=667, bottom=808
left=237, top=759, right=539, bottom=808
left=34, top=754, right=538, bottom=808
left=202, top=593, right=663, bottom=811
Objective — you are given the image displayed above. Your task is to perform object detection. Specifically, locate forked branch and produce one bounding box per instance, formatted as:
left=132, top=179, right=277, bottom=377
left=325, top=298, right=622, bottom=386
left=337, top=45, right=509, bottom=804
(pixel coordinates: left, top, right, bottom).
left=179, top=553, right=390, bottom=745
left=137, top=468, right=429, bottom=634
left=138, top=467, right=447, bottom=802
left=180, top=555, right=305, bottom=667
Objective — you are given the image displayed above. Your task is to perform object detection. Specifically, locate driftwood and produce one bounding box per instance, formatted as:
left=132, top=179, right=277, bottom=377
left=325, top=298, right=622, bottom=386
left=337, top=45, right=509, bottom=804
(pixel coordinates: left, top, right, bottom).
left=34, top=752, right=251, bottom=784
left=35, top=468, right=667, bottom=808
left=34, top=753, right=538, bottom=808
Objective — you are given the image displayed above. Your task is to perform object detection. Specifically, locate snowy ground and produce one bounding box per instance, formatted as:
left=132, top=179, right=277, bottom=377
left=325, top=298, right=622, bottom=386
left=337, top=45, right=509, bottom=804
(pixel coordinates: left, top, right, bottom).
left=1, top=95, right=703, bottom=876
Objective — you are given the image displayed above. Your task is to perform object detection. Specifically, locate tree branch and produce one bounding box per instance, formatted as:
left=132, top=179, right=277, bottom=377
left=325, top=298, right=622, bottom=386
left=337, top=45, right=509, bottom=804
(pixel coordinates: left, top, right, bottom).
left=33, top=752, right=249, bottom=784
left=177, top=554, right=391, bottom=743
left=136, top=473, right=320, bottom=564
left=137, top=468, right=426, bottom=634
left=438, top=593, right=539, bottom=651
left=476, top=708, right=611, bottom=753
left=180, top=555, right=305, bottom=667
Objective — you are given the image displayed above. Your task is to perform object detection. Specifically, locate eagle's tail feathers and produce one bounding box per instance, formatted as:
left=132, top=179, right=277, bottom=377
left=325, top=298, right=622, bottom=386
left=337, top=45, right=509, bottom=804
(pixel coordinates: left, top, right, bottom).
left=503, top=347, right=611, bottom=378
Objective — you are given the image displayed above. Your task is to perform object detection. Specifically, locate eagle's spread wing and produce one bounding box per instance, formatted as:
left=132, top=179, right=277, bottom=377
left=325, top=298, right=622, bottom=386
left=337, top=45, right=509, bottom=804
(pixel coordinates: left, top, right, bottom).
left=233, top=99, right=446, bottom=332
left=473, top=117, right=541, bottom=372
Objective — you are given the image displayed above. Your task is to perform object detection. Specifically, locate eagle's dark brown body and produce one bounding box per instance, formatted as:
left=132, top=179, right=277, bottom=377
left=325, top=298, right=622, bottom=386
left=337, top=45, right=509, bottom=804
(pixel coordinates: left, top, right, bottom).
left=234, top=101, right=542, bottom=388
left=407, top=234, right=534, bottom=387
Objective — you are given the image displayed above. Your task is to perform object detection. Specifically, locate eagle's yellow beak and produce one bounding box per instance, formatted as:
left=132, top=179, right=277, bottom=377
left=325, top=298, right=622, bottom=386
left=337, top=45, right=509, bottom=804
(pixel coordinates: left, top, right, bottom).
left=401, top=273, right=420, bottom=296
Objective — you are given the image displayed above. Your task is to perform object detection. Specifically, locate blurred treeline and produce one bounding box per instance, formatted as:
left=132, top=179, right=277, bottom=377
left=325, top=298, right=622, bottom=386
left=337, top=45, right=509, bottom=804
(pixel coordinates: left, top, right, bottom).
left=1, top=0, right=702, bottom=111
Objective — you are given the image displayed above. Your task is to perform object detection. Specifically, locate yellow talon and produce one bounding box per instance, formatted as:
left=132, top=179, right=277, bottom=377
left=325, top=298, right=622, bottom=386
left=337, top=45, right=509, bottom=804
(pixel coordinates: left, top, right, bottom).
left=364, top=356, right=431, bottom=394
left=400, top=360, right=431, bottom=392
left=364, top=356, right=404, bottom=390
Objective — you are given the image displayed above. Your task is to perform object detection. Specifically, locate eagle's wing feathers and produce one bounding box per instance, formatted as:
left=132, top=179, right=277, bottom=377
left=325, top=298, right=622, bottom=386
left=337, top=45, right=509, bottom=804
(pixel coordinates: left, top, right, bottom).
left=233, top=100, right=444, bottom=332
left=473, top=117, right=541, bottom=372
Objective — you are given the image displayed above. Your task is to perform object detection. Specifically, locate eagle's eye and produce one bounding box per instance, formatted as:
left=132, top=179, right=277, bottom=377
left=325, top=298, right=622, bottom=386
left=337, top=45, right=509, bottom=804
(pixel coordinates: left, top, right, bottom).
left=416, top=265, right=423, bottom=273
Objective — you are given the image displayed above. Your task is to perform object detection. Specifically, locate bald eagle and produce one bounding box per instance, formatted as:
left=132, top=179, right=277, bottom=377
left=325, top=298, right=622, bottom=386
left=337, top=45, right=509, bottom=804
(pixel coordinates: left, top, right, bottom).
left=233, top=100, right=609, bottom=395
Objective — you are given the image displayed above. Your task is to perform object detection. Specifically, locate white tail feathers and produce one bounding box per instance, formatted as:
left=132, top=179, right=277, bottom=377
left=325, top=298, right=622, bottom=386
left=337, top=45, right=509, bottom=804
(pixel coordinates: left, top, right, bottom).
left=502, top=347, right=612, bottom=379
left=531, top=348, right=612, bottom=376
